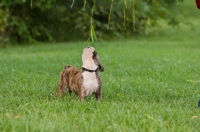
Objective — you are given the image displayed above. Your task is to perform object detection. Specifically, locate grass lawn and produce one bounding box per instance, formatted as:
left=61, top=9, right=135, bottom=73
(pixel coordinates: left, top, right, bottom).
left=0, top=1, right=200, bottom=132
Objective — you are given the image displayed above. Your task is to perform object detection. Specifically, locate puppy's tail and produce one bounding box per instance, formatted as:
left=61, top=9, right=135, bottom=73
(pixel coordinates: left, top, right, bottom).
left=64, top=65, right=72, bottom=69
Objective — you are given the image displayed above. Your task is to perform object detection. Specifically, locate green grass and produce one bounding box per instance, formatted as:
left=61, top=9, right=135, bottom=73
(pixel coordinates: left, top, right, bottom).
left=1, top=1, right=200, bottom=132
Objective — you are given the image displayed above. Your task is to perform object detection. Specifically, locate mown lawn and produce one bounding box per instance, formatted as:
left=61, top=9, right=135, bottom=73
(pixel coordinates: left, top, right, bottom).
left=0, top=1, right=200, bottom=132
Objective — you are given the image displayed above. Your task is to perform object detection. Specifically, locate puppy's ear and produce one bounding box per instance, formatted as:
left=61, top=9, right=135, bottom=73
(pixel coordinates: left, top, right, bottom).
left=93, top=51, right=97, bottom=59
left=92, top=50, right=104, bottom=72
left=99, top=64, right=104, bottom=72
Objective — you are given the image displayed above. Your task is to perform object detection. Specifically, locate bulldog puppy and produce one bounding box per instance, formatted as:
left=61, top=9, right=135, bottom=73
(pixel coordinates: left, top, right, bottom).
left=57, top=47, right=104, bottom=101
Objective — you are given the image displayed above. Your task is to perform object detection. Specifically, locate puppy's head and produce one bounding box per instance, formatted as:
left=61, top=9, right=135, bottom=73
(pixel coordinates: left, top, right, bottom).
left=82, top=46, right=104, bottom=72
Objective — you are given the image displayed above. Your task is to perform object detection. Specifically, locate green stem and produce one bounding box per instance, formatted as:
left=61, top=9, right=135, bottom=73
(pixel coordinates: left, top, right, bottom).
left=124, top=0, right=127, bottom=30
left=71, top=0, right=75, bottom=8
left=107, top=0, right=114, bottom=30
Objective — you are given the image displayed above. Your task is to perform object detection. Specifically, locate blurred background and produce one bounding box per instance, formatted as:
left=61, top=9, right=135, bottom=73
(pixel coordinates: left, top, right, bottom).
left=0, top=0, right=199, bottom=45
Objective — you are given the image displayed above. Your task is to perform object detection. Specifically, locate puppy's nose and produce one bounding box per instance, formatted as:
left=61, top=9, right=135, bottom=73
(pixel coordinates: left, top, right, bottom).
left=87, top=46, right=91, bottom=48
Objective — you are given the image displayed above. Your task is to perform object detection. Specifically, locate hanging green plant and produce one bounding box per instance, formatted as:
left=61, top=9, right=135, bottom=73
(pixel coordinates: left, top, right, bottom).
left=0, top=0, right=184, bottom=44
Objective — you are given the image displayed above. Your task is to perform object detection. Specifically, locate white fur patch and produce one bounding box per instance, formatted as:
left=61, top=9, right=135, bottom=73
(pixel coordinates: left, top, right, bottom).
left=82, top=72, right=98, bottom=96
left=82, top=47, right=98, bottom=71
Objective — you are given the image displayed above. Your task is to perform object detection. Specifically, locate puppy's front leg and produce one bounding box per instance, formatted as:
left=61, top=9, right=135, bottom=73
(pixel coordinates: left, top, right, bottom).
left=95, top=89, right=102, bottom=100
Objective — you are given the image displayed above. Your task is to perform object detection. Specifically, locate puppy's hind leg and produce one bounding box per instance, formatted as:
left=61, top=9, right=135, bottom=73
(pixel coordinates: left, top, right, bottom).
left=57, top=81, right=68, bottom=96
left=77, top=87, right=85, bottom=101
left=56, top=71, right=68, bottom=96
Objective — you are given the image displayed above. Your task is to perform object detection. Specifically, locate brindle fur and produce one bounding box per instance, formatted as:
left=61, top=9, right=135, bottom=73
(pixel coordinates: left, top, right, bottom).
left=57, top=47, right=104, bottom=101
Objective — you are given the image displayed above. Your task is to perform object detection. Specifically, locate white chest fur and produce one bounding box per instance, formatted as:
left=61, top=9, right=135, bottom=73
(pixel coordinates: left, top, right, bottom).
left=82, top=72, right=98, bottom=96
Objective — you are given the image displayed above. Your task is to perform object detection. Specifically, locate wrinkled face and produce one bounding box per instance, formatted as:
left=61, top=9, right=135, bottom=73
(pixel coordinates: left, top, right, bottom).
left=82, top=46, right=104, bottom=72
